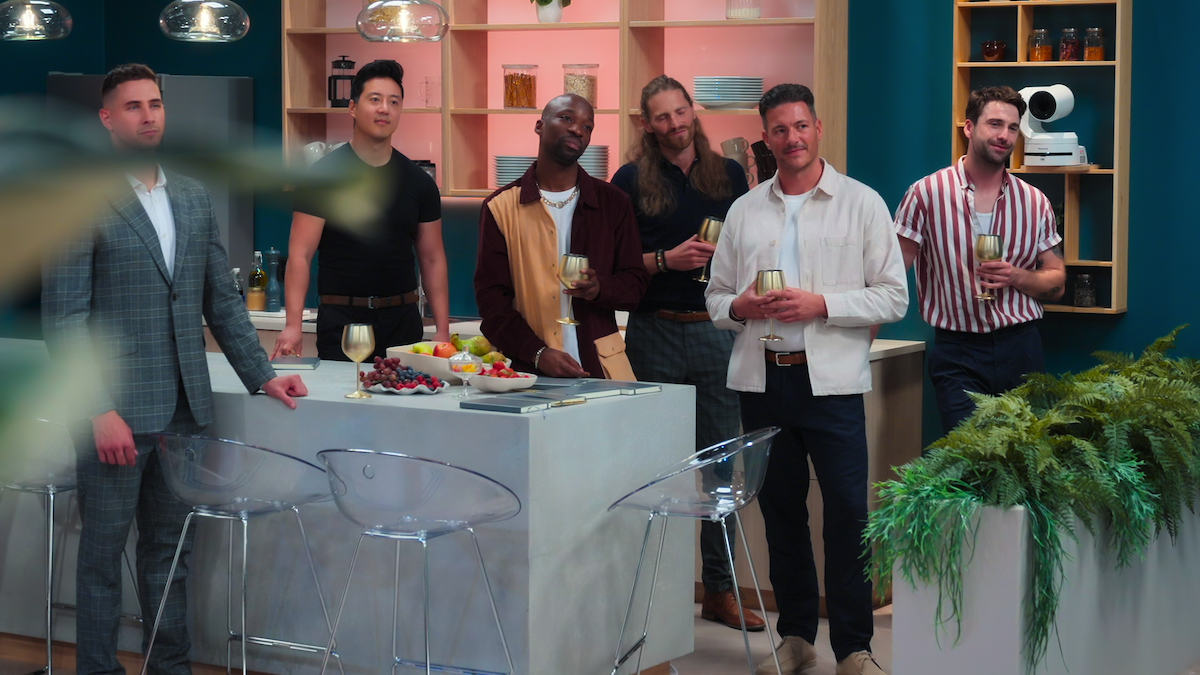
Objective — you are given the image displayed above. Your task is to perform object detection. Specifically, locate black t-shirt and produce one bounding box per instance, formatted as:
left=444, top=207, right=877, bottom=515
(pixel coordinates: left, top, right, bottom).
left=294, top=144, right=441, bottom=298
left=611, top=156, right=749, bottom=312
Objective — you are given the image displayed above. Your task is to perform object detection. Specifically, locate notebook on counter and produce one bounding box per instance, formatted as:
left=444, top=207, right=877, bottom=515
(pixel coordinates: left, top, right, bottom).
left=568, top=381, right=662, bottom=397
left=459, top=395, right=552, bottom=414
left=270, top=356, right=321, bottom=370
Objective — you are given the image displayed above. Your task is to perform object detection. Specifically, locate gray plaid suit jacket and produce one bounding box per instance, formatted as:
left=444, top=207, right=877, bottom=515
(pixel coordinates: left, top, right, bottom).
left=42, top=169, right=276, bottom=433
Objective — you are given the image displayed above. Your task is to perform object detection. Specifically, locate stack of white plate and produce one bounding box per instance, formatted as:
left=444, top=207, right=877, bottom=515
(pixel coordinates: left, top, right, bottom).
left=579, top=145, right=609, bottom=179
left=693, top=76, right=764, bottom=110
left=494, top=155, right=536, bottom=187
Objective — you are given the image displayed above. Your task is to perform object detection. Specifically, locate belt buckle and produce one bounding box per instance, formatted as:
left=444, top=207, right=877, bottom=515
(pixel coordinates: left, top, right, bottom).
left=367, top=296, right=380, bottom=309
left=771, top=351, right=792, bottom=367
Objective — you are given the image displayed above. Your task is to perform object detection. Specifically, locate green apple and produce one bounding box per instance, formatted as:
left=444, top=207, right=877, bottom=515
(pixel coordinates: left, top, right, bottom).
left=411, top=342, right=435, bottom=355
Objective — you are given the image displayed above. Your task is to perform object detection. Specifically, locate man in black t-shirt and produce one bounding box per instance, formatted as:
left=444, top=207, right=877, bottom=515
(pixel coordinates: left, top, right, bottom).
left=274, top=59, right=449, bottom=361
left=611, top=76, right=760, bottom=633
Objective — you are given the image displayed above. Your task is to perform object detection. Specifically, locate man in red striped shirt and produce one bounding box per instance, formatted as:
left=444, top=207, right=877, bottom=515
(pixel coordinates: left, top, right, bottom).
left=895, top=86, right=1066, bottom=434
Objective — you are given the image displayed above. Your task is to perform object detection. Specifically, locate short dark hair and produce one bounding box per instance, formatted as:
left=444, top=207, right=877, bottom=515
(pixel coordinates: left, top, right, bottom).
left=966, top=86, right=1026, bottom=124
left=101, top=63, right=159, bottom=102
left=351, top=59, right=404, bottom=102
left=759, top=83, right=817, bottom=128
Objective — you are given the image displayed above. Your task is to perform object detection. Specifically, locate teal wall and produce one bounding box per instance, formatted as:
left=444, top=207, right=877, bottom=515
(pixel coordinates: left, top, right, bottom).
left=851, top=1, right=1200, bottom=445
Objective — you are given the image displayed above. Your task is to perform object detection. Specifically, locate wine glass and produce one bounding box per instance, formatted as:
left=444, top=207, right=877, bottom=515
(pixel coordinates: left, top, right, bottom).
left=448, top=351, right=483, bottom=399
left=756, top=269, right=785, bottom=342
left=975, top=234, right=1004, bottom=301
left=695, top=217, right=724, bottom=283
left=341, top=323, right=375, bottom=399
left=556, top=253, right=589, bottom=326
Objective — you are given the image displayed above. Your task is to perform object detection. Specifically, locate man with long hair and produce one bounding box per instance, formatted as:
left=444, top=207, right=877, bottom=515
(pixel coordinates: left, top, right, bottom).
left=611, top=76, right=762, bottom=632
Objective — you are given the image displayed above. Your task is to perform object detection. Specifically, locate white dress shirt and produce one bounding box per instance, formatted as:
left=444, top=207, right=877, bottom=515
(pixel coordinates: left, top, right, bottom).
left=127, top=166, right=176, bottom=278
left=543, top=187, right=581, bottom=364
left=705, top=160, right=909, bottom=396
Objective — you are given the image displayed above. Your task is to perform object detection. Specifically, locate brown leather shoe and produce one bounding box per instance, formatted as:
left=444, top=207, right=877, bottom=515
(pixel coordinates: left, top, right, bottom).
left=700, top=590, right=766, bottom=632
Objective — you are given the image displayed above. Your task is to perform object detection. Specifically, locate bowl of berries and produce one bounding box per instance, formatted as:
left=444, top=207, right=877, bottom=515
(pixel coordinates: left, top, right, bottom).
left=469, top=362, right=537, bottom=393
left=360, top=356, right=448, bottom=394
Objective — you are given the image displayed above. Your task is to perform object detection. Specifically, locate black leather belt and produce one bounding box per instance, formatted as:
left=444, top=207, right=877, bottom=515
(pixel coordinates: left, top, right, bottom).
left=319, top=292, right=419, bottom=309
left=654, top=310, right=711, bottom=323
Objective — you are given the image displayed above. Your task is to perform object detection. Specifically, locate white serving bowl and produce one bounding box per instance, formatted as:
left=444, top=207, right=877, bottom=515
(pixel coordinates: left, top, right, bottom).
left=470, top=372, right=538, bottom=393
left=386, top=343, right=510, bottom=385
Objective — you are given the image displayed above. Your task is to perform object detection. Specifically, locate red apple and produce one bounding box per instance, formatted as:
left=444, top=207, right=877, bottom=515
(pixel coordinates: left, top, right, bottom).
left=432, top=342, right=458, bottom=358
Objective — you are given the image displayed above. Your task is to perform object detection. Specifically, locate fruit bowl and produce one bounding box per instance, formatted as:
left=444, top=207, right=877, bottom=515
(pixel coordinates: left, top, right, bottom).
left=386, top=342, right=510, bottom=385
left=470, top=365, right=537, bottom=393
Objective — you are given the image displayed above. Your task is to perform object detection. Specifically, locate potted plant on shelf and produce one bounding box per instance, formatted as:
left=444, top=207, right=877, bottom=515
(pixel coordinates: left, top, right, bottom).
left=531, top=0, right=569, bottom=23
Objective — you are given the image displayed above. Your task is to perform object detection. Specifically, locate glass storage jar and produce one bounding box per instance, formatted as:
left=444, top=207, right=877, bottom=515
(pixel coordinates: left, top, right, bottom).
left=1074, top=274, right=1097, bottom=307
left=726, top=0, right=760, bottom=20
left=1029, top=28, right=1052, bottom=62
left=1059, top=27, right=1081, bottom=61
left=563, top=64, right=599, bottom=105
left=503, top=64, right=538, bottom=109
left=1085, top=27, right=1105, bottom=61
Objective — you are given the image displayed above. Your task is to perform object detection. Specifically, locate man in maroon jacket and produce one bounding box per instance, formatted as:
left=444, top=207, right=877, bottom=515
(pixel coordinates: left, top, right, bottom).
left=474, top=94, right=649, bottom=377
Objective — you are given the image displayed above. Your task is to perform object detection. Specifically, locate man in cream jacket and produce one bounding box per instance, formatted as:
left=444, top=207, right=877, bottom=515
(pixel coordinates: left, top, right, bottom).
left=705, top=84, right=907, bottom=675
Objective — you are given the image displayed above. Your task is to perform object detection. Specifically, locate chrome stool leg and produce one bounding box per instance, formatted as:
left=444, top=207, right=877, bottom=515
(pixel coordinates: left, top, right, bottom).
left=292, top=507, right=345, bottom=675
left=611, top=512, right=658, bottom=675
left=734, top=511, right=782, bottom=675
left=633, top=515, right=669, bottom=675
left=321, top=533, right=367, bottom=675
left=469, top=528, right=515, bottom=674
left=140, top=511, right=197, bottom=675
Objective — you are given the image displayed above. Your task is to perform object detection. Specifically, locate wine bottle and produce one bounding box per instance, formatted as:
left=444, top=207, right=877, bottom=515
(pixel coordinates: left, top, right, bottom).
left=247, top=251, right=267, bottom=311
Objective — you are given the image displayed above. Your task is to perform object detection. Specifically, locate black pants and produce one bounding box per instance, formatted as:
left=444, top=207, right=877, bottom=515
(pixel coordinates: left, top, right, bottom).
left=929, top=321, right=1045, bottom=434
left=316, top=302, right=423, bottom=362
left=739, top=363, right=873, bottom=662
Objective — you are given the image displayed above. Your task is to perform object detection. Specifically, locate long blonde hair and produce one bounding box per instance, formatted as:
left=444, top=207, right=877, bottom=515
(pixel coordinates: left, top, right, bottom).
left=627, top=75, right=733, bottom=218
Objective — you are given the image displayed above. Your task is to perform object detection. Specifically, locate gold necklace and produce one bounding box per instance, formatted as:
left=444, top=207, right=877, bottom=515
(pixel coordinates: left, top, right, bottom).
left=537, top=182, right=579, bottom=209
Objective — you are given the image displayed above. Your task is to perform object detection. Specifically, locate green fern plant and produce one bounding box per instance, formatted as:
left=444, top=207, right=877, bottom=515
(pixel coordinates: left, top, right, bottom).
left=866, top=326, right=1200, bottom=673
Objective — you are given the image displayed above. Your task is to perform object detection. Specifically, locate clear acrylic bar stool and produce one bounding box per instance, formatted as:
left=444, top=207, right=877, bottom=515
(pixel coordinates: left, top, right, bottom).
left=0, top=418, right=140, bottom=675
left=140, top=434, right=343, bottom=675
left=608, top=427, right=783, bottom=675
left=316, top=449, right=521, bottom=675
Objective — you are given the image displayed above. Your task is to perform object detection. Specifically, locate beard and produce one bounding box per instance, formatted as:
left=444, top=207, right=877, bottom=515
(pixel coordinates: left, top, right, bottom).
left=656, top=124, right=694, bottom=152
left=971, top=135, right=1014, bottom=168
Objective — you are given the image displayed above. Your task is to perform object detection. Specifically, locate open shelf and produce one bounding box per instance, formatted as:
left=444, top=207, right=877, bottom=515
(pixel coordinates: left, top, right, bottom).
left=956, top=60, right=1116, bottom=68
left=288, top=107, right=442, bottom=114
left=629, top=18, right=814, bottom=28
left=1043, top=304, right=1125, bottom=315
left=958, top=0, right=1116, bottom=5
left=1066, top=260, right=1115, bottom=267
left=452, top=108, right=621, bottom=115
left=286, top=27, right=358, bottom=34
left=452, top=22, right=619, bottom=31
left=1011, top=166, right=1114, bottom=174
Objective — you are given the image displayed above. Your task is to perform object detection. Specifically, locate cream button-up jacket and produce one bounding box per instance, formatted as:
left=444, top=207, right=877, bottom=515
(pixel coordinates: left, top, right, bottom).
left=705, top=161, right=909, bottom=395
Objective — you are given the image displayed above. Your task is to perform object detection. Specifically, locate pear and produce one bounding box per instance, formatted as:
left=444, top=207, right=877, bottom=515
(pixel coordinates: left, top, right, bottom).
left=410, top=342, right=434, bottom=355
left=450, top=332, right=465, bottom=352
left=468, top=336, right=494, bottom=356
left=482, top=350, right=506, bottom=364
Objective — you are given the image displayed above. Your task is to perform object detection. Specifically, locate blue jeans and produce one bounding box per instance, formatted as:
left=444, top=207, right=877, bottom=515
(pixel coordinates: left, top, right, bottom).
left=929, top=321, right=1045, bottom=434
left=739, top=363, right=874, bottom=662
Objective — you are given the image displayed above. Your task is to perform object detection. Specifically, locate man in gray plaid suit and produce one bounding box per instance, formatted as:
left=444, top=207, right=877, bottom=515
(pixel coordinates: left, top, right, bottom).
left=41, top=64, right=308, bottom=675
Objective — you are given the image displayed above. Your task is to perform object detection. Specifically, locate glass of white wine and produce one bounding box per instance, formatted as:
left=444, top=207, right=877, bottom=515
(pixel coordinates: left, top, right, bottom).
left=557, top=253, right=588, bottom=326
left=695, top=217, right=724, bottom=283
left=756, top=269, right=785, bottom=342
left=341, top=323, right=375, bottom=399
left=975, top=234, right=1003, bottom=301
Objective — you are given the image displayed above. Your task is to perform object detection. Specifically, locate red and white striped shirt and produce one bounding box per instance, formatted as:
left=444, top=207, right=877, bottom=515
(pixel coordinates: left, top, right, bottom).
left=894, top=158, right=1061, bottom=333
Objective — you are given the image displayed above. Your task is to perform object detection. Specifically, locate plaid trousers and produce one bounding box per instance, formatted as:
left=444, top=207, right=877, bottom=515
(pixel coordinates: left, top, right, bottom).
left=73, top=401, right=202, bottom=675
left=625, top=312, right=741, bottom=594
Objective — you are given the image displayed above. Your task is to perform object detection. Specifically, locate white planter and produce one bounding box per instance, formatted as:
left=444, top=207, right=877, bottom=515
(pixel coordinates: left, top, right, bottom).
left=535, top=0, right=563, bottom=23
left=893, top=505, right=1200, bottom=675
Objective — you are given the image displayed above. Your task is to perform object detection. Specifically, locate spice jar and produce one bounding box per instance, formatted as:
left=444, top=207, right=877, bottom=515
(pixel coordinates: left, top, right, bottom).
left=1029, top=28, right=1052, bottom=62
left=1059, top=27, right=1080, bottom=61
left=1074, top=274, right=1096, bottom=307
left=563, top=63, right=599, bottom=106
left=725, top=0, right=760, bottom=20
left=1085, top=27, right=1105, bottom=61
left=503, top=64, right=537, bottom=109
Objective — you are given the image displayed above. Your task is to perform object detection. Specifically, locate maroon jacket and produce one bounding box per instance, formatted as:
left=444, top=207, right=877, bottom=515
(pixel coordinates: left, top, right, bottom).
left=474, top=163, right=650, bottom=376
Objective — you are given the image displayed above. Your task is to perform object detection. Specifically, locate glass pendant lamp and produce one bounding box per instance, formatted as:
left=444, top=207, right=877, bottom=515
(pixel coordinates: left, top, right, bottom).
left=160, top=0, right=249, bottom=42
left=0, top=0, right=72, bottom=41
left=357, top=0, right=448, bottom=43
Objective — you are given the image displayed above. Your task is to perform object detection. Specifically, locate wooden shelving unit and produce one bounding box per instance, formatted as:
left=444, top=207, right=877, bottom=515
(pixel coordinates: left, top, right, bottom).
left=953, top=0, right=1130, bottom=314
left=283, top=0, right=846, bottom=196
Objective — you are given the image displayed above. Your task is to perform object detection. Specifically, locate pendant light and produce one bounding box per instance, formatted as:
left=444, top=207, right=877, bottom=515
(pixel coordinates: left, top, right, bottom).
left=357, top=0, right=448, bottom=43
left=160, top=0, right=249, bottom=43
left=0, top=0, right=72, bottom=41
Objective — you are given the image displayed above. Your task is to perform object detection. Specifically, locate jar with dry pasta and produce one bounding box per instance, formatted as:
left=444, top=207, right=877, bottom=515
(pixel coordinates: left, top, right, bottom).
left=503, top=64, right=538, bottom=109
left=563, top=64, right=599, bottom=106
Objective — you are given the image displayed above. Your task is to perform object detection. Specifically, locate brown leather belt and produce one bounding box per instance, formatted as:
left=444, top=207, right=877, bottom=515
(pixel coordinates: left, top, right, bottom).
left=319, top=291, right=420, bottom=309
left=765, top=350, right=807, bottom=366
left=654, top=310, right=711, bottom=323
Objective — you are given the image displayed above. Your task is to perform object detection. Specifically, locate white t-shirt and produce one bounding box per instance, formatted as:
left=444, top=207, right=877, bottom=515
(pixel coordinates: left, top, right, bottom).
left=972, top=209, right=995, bottom=237
left=542, top=187, right=581, bottom=364
left=770, top=188, right=817, bottom=352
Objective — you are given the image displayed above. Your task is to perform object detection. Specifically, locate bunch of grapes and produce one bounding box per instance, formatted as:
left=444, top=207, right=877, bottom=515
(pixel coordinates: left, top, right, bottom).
left=360, top=356, right=445, bottom=391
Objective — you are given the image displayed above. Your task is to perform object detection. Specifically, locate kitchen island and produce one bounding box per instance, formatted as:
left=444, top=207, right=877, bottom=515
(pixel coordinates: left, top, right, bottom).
left=0, top=344, right=696, bottom=674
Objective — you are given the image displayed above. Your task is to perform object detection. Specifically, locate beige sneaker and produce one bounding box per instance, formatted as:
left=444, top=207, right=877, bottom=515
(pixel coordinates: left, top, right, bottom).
left=835, top=650, right=886, bottom=675
left=755, top=636, right=817, bottom=675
